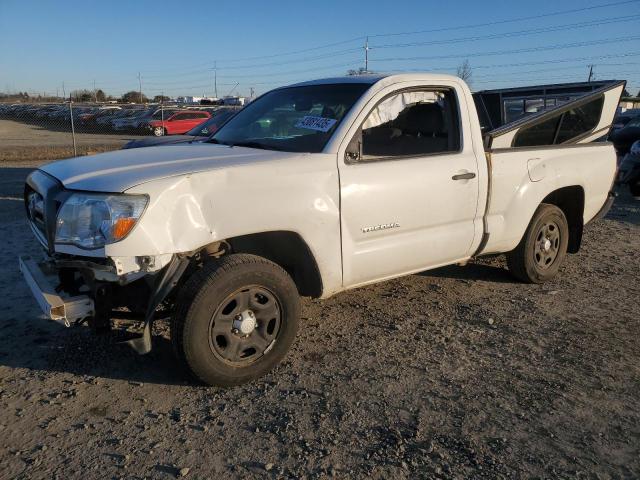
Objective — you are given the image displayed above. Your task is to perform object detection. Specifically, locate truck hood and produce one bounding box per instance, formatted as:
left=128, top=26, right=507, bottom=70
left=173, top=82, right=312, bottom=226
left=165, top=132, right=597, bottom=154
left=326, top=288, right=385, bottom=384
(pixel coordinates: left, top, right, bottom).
left=41, top=143, right=300, bottom=192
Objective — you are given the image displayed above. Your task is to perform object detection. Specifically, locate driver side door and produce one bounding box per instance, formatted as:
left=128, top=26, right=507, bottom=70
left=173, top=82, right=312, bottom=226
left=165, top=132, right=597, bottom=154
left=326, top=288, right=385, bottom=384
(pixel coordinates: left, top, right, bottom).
left=339, top=86, right=481, bottom=287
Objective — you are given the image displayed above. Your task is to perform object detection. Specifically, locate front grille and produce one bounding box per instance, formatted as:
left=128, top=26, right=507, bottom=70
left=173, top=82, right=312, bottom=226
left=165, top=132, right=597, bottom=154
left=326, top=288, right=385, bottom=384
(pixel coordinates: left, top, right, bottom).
left=25, top=186, right=48, bottom=247
left=24, top=170, right=66, bottom=252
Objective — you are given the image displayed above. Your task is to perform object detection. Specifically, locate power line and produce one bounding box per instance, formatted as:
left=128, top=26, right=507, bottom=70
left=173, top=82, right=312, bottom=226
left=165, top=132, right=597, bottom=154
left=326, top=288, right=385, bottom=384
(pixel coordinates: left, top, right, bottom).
left=371, top=35, right=640, bottom=63
left=132, top=0, right=640, bottom=77
left=142, top=60, right=362, bottom=87
left=73, top=52, right=640, bottom=91
left=368, top=0, right=640, bottom=38
left=140, top=22, right=639, bottom=81
left=140, top=36, right=365, bottom=74
left=370, top=15, right=640, bottom=49
left=141, top=47, right=361, bottom=79
left=389, top=53, right=640, bottom=76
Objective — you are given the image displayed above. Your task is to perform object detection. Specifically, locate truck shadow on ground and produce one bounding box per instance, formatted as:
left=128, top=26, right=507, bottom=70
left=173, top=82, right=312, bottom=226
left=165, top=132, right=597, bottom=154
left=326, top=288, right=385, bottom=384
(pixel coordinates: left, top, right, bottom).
left=0, top=317, right=193, bottom=386
left=418, top=262, right=514, bottom=284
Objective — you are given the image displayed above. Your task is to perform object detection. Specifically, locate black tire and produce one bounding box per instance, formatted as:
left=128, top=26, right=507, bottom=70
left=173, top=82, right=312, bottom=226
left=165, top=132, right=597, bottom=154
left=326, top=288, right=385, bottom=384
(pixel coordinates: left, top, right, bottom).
left=506, top=203, right=569, bottom=283
left=171, top=254, right=300, bottom=387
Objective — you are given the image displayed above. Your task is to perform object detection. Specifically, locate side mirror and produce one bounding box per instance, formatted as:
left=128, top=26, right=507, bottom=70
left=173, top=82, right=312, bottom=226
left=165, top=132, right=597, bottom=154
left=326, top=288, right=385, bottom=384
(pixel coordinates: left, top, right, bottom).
left=345, top=130, right=362, bottom=163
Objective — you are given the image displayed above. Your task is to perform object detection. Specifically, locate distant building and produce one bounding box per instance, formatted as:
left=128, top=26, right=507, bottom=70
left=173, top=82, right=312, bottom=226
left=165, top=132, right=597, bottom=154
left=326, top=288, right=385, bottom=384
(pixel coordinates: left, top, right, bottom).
left=223, top=96, right=246, bottom=106
left=177, top=96, right=218, bottom=104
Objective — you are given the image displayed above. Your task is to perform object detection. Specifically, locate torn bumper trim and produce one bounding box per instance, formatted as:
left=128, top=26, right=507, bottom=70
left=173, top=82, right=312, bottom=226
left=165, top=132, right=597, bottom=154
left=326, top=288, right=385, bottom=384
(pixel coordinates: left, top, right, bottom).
left=19, top=256, right=95, bottom=327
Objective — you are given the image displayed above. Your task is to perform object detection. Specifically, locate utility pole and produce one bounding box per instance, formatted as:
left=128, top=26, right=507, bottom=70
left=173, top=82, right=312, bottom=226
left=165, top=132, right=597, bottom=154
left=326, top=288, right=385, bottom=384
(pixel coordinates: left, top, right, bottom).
left=214, top=61, right=218, bottom=99
left=588, top=64, right=594, bottom=82
left=93, top=79, right=97, bottom=103
left=161, top=91, right=165, bottom=123
left=62, top=81, right=66, bottom=100
left=364, top=37, right=370, bottom=73
left=138, top=72, right=143, bottom=104
left=250, top=87, right=255, bottom=100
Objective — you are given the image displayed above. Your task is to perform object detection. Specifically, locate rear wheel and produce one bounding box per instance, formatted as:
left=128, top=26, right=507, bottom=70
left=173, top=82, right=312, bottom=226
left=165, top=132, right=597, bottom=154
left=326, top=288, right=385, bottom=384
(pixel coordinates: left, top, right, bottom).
left=171, top=254, right=300, bottom=387
left=507, top=203, right=569, bottom=283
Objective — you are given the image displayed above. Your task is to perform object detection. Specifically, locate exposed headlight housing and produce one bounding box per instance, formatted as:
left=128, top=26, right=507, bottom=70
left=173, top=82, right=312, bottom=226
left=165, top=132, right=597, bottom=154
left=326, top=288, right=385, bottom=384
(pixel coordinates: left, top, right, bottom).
left=55, top=193, right=148, bottom=249
left=630, top=140, right=640, bottom=155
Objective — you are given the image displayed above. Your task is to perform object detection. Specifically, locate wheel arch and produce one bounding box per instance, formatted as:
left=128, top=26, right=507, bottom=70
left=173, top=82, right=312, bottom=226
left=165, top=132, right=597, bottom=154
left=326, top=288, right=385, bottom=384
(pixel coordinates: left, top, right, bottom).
left=203, top=231, right=324, bottom=298
left=540, top=185, right=585, bottom=253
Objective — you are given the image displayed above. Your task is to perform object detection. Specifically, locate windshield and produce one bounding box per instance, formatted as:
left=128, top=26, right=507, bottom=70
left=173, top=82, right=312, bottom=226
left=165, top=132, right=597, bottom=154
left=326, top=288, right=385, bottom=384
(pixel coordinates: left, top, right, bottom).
left=210, top=83, right=370, bottom=153
left=188, top=110, right=236, bottom=136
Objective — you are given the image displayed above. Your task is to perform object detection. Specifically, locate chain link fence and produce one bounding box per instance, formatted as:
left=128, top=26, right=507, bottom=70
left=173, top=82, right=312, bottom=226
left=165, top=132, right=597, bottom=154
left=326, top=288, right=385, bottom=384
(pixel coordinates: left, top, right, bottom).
left=0, top=101, right=239, bottom=162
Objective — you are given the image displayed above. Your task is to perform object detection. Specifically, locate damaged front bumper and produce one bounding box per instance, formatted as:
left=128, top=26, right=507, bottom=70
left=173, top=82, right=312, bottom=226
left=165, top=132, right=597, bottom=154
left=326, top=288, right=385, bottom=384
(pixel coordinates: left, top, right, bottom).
left=18, top=253, right=191, bottom=354
left=19, top=255, right=94, bottom=327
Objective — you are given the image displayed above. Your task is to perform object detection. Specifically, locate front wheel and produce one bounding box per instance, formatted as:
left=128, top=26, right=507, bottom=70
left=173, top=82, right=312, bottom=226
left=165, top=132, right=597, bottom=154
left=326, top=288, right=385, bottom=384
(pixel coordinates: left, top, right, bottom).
left=507, top=203, right=569, bottom=283
left=153, top=126, right=165, bottom=136
left=171, top=254, right=300, bottom=387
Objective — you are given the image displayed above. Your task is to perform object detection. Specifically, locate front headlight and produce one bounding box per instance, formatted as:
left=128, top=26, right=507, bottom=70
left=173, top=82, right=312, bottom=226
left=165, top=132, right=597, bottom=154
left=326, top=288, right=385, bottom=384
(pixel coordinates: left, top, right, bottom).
left=55, top=193, right=148, bottom=249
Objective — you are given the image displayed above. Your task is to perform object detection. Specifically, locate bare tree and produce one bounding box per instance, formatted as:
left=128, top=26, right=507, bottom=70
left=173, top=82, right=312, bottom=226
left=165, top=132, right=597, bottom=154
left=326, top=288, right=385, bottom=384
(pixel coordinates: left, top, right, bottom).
left=456, top=60, right=472, bottom=84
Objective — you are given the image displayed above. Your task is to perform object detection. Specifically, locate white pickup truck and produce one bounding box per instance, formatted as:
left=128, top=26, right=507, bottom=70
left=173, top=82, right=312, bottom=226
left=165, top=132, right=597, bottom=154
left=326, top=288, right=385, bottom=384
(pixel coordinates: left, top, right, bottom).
left=19, top=74, right=623, bottom=386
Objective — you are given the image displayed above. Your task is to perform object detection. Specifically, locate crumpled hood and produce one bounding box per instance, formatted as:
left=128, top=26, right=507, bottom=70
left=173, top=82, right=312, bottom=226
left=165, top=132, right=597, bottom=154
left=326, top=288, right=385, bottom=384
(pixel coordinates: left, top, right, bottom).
left=41, top=143, right=299, bottom=192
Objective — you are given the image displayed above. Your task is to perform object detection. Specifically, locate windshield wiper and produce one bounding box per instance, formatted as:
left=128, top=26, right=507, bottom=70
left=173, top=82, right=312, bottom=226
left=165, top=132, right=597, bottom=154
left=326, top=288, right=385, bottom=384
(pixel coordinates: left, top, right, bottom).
left=228, top=141, right=283, bottom=151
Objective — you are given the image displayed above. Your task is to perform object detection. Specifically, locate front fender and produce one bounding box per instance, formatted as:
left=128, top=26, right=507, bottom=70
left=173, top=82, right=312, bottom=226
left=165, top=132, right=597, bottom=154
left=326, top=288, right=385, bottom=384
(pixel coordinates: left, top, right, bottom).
left=105, top=154, right=344, bottom=296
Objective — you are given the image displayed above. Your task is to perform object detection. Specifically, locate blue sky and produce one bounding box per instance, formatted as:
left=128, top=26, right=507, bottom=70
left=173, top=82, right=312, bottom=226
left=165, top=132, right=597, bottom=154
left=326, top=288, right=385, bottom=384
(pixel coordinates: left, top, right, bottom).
left=1, top=0, right=639, bottom=98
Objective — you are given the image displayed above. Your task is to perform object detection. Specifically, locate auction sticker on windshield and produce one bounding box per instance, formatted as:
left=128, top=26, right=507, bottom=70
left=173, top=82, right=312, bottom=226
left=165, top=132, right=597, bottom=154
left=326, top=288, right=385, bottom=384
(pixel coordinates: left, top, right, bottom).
left=295, top=116, right=337, bottom=132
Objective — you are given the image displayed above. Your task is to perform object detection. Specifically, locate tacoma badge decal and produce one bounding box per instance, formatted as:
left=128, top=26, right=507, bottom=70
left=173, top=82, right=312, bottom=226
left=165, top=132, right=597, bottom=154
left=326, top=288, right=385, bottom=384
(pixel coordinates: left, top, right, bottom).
left=362, top=222, right=400, bottom=233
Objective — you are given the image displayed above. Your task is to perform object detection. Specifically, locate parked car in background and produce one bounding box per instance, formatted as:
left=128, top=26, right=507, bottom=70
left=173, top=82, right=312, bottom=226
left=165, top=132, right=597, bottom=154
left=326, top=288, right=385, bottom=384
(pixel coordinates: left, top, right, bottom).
left=617, top=140, right=640, bottom=198
left=105, top=107, right=145, bottom=127
left=111, top=107, right=179, bottom=132
left=146, top=110, right=211, bottom=136
left=610, top=115, right=640, bottom=155
left=122, top=108, right=237, bottom=148
left=78, top=107, right=122, bottom=129
left=611, top=109, right=640, bottom=134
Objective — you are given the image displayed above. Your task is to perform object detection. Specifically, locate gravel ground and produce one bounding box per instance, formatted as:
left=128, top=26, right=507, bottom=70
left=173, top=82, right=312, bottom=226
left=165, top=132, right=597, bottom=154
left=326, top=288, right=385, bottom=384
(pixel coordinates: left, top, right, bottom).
left=1, top=159, right=639, bottom=479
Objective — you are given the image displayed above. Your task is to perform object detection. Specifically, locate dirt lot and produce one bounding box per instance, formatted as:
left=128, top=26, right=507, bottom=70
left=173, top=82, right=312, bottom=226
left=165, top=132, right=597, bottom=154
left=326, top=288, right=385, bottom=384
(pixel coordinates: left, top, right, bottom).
left=0, top=120, right=145, bottom=161
left=0, top=157, right=639, bottom=479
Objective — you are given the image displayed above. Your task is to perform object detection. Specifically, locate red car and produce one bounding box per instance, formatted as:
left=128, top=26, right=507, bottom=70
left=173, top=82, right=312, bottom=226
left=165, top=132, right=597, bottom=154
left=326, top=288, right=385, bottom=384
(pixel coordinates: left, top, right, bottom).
left=148, top=110, right=211, bottom=136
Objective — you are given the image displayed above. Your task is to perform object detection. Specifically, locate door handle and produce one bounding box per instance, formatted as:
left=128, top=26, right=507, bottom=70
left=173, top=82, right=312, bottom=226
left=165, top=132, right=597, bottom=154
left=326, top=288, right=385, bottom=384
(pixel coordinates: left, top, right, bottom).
left=452, top=172, right=476, bottom=181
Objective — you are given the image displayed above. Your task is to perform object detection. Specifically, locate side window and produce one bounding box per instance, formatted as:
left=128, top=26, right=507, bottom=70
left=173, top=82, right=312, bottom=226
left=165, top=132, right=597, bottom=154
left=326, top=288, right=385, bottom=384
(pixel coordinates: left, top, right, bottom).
left=513, top=116, right=561, bottom=147
left=358, top=89, right=460, bottom=161
left=513, top=96, right=604, bottom=147
left=525, top=99, right=545, bottom=114
left=555, top=96, right=604, bottom=143
left=504, top=99, right=525, bottom=123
